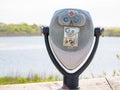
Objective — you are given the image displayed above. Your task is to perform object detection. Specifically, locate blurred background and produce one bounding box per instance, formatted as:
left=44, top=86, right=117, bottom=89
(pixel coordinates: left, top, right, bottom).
left=0, top=0, right=120, bottom=84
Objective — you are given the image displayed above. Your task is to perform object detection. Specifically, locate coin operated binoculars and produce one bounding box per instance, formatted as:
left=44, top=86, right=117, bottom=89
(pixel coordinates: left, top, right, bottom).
left=41, top=9, right=103, bottom=90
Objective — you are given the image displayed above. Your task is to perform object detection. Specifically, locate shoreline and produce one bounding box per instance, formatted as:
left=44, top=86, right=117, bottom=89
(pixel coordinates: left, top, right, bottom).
left=0, top=33, right=41, bottom=37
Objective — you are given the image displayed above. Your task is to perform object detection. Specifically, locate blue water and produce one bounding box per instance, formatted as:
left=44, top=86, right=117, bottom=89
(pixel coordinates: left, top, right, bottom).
left=0, top=36, right=120, bottom=78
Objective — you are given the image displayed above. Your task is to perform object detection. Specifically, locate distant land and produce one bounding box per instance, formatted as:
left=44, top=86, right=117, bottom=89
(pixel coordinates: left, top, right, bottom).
left=0, top=22, right=120, bottom=37
left=0, top=22, right=41, bottom=36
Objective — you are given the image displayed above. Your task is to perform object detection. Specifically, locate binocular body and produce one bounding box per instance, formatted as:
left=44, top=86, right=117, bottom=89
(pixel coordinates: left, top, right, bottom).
left=49, top=9, right=94, bottom=70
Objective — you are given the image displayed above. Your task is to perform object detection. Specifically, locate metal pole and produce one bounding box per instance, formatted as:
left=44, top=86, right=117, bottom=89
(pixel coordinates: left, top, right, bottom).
left=63, top=75, right=79, bottom=90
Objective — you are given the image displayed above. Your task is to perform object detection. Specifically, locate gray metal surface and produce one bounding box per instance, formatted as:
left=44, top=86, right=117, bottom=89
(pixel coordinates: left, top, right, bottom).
left=49, top=9, right=94, bottom=71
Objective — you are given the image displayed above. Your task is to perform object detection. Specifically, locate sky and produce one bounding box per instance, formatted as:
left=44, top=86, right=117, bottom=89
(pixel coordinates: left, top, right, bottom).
left=0, top=0, right=120, bottom=27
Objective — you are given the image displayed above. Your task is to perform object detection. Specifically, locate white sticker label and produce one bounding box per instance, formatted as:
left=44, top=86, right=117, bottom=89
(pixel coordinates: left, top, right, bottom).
left=63, top=27, right=80, bottom=48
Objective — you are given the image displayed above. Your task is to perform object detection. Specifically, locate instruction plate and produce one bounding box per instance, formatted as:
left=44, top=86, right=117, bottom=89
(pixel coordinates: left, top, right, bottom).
left=63, top=27, right=80, bottom=48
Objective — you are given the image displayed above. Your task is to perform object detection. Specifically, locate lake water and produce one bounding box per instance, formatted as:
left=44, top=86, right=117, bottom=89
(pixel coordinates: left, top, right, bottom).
left=0, top=36, right=120, bottom=78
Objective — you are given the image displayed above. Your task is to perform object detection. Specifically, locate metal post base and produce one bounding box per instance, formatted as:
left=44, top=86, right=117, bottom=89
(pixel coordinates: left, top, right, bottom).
left=63, top=75, right=79, bottom=90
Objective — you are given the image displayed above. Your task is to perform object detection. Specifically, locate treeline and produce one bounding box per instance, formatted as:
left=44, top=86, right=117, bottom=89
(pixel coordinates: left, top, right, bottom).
left=0, top=22, right=120, bottom=36
left=0, top=22, right=41, bottom=36
left=102, top=27, right=120, bottom=37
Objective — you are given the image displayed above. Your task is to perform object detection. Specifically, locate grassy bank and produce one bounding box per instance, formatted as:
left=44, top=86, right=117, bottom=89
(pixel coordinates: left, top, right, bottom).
left=0, top=70, right=120, bottom=85
left=0, top=74, right=60, bottom=85
left=82, top=70, right=120, bottom=79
